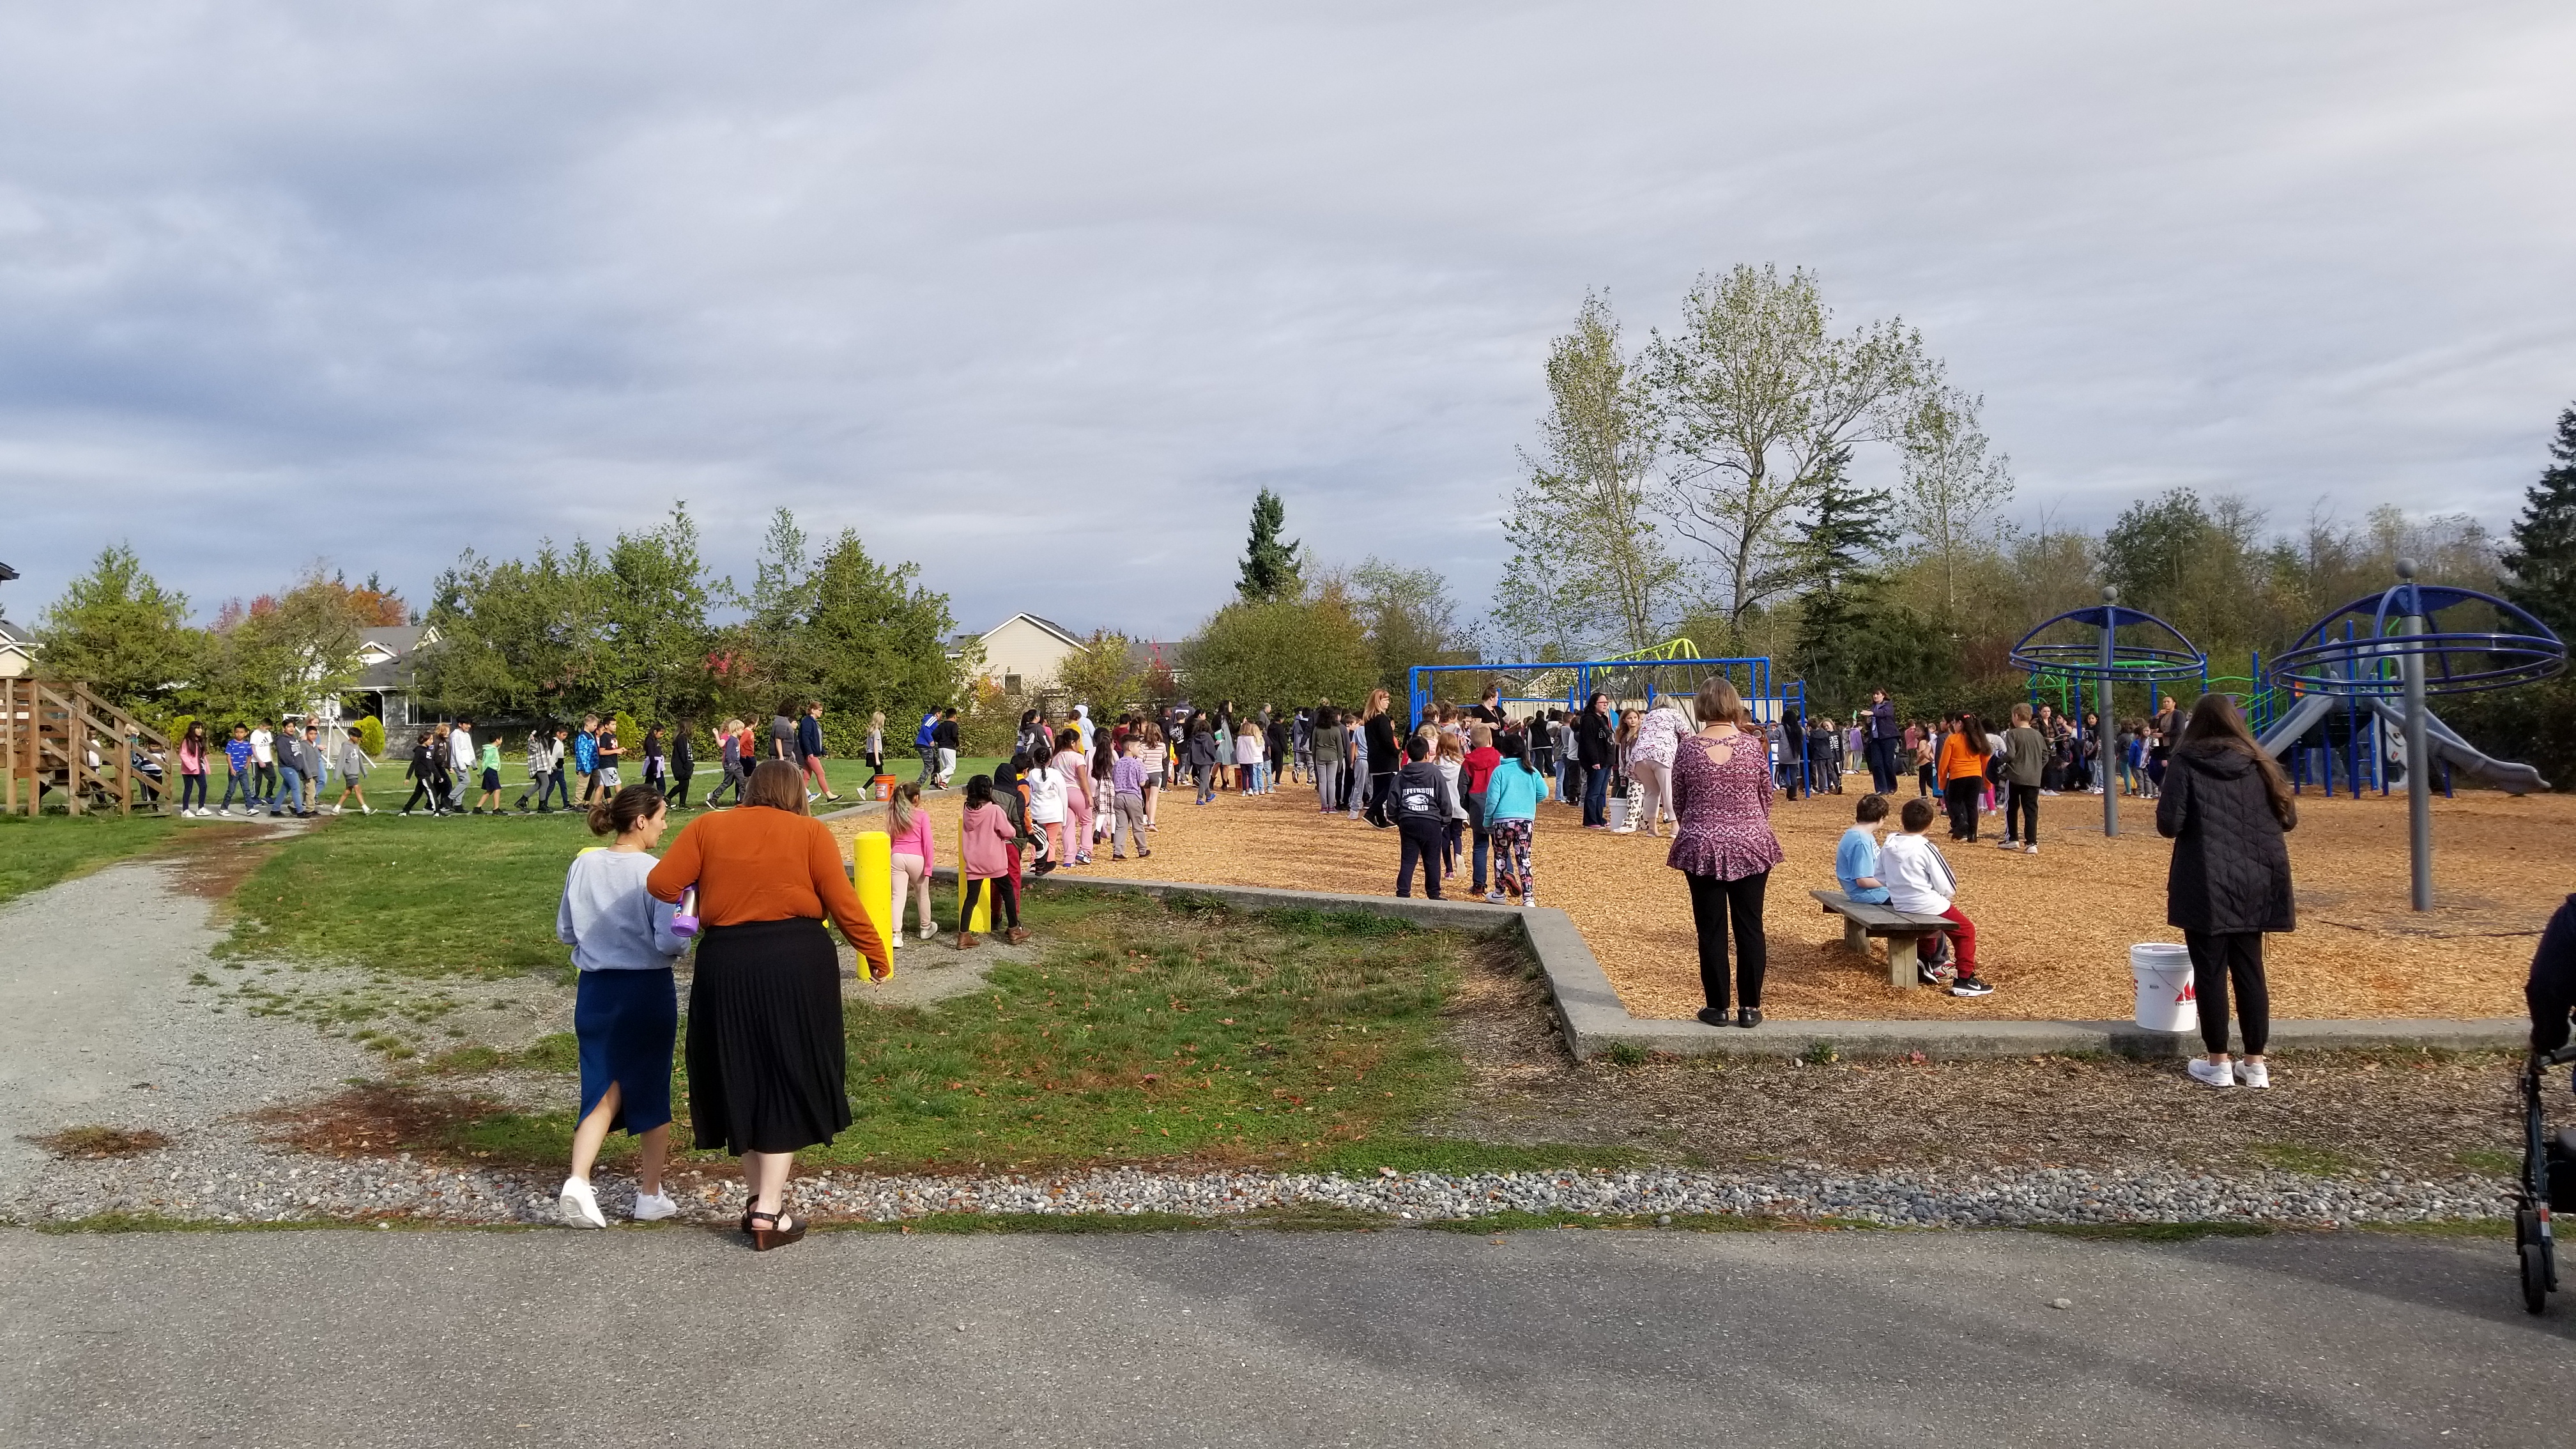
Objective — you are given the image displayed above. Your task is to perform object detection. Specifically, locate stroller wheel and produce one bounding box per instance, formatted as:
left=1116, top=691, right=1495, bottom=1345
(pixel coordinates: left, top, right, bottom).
left=2517, top=1209, right=2552, bottom=1315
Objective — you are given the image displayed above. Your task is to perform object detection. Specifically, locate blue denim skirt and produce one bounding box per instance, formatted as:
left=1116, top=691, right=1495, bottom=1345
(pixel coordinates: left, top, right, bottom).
left=575, top=966, right=677, bottom=1135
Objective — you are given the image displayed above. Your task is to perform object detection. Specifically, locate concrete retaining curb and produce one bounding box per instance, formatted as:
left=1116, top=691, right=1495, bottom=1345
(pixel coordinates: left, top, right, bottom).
left=839, top=846, right=2529, bottom=1061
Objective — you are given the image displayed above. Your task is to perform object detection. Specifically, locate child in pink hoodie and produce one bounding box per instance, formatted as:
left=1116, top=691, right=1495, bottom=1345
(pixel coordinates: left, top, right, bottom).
left=957, top=776, right=1025, bottom=947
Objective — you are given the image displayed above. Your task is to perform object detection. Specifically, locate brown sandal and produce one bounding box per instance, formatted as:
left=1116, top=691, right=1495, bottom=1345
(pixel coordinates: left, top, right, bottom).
left=747, top=1205, right=806, bottom=1252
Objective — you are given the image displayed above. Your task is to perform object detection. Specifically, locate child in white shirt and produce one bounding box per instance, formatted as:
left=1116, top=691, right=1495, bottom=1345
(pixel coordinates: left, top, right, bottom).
left=1878, top=797, right=1994, bottom=998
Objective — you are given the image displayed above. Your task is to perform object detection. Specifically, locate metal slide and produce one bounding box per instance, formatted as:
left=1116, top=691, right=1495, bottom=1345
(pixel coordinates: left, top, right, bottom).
left=2253, top=691, right=2340, bottom=760
left=2403, top=703, right=2550, bottom=795
left=2252, top=690, right=2547, bottom=795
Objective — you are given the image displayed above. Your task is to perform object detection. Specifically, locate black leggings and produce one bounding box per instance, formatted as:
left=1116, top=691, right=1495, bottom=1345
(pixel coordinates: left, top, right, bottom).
left=1686, top=870, right=1768, bottom=1012
left=962, top=875, right=1020, bottom=930
left=1943, top=778, right=1982, bottom=839
left=2184, top=930, right=2269, bottom=1056
left=1395, top=816, right=1446, bottom=898
left=2005, top=783, right=2039, bottom=843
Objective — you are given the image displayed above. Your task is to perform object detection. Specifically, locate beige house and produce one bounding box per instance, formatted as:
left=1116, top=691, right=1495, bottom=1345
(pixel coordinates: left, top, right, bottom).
left=0, top=618, right=35, bottom=679
left=956, top=613, right=1086, bottom=694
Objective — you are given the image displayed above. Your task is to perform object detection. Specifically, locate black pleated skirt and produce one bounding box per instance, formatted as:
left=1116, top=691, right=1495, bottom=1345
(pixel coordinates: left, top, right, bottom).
left=686, top=916, right=850, bottom=1156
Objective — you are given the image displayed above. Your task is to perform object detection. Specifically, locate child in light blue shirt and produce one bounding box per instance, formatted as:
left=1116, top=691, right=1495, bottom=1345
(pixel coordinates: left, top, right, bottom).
left=1835, top=794, right=1892, bottom=905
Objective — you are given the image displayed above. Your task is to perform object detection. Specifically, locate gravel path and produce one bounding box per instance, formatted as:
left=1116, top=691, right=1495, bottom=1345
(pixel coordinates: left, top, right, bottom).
left=10, top=1152, right=2514, bottom=1230
left=0, top=844, right=380, bottom=1209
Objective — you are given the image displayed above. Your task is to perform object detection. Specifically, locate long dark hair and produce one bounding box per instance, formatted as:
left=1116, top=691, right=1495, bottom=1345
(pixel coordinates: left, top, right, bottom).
left=2180, top=693, right=2296, bottom=829
left=1498, top=730, right=1539, bottom=775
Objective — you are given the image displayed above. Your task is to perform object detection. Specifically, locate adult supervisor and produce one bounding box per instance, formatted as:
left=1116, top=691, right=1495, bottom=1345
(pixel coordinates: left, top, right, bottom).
left=649, top=760, right=891, bottom=1248
left=2157, top=694, right=2296, bottom=1091
left=1669, top=677, right=1783, bottom=1029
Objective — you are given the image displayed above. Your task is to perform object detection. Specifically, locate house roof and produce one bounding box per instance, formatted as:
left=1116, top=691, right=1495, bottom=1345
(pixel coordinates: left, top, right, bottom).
left=985, top=613, right=1085, bottom=647
left=352, top=624, right=431, bottom=691
left=0, top=617, right=29, bottom=648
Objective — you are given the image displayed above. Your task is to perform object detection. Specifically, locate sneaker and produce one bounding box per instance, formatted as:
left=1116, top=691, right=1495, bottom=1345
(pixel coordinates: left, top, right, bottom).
left=2234, top=1060, right=2270, bottom=1090
left=1997, top=838, right=2020, bottom=850
left=558, top=1176, right=606, bottom=1229
left=1949, top=975, right=1995, bottom=998
left=631, top=1190, right=679, bottom=1222
left=917, top=924, right=936, bottom=941
left=1521, top=893, right=1536, bottom=908
left=2024, top=844, right=2039, bottom=855
left=1484, top=890, right=1505, bottom=903
left=2188, top=1057, right=2235, bottom=1089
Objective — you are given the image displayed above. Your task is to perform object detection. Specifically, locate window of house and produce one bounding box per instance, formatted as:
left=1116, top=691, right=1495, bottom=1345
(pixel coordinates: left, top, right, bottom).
left=1004, top=673, right=1023, bottom=694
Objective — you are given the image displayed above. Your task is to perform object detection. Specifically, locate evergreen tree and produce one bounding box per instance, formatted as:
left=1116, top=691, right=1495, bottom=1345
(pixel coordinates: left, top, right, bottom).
left=1236, top=488, right=1303, bottom=603
left=1788, top=458, right=1910, bottom=712
left=2503, top=403, right=2576, bottom=640
left=33, top=544, right=198, bottom=711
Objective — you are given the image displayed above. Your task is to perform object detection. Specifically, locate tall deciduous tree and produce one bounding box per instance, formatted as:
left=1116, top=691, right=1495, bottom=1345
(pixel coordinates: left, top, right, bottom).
left=1494, top=293, right=1680, bottom=657
left=1054, top=630, right=1147, bottom=718
left=420, top=542, right=611, bottom=721
left=1347, top=559, right=1479, bottom=696
left=2503, top=402, right=2576, bottom=640
left=1236, top=488, right=1303, bottom=603
left=801, top=527, right=963, bottom=737
left=1894, top=383, right=2014, bottom=624
left=1646, top=264, right=1932, bottom=628
left=1180, top=585, right=1374, bottom=712
left=33, top=544, right=195, bottom=710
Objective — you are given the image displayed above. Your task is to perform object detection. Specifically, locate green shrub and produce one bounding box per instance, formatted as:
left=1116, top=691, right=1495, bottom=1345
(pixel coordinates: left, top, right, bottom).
left=355, top=716, right=386, bottom=757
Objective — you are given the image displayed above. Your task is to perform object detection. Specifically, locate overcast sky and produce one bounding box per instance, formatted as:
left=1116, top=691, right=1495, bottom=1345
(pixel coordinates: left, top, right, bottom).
left=3, top=1, right=2572, bottom=640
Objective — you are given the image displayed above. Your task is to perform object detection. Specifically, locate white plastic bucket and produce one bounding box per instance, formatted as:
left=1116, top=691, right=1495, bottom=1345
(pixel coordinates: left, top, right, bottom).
left=2131, top=942, right=2196, bottom=1032
left=1607, top=793, right=1632, bottom=832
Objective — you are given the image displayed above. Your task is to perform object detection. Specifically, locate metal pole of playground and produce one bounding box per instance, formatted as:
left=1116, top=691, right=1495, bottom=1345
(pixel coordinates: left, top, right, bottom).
left=2100, top=586, right=2119, bottom=838
left=2397, top=559, right=2433, bottom=911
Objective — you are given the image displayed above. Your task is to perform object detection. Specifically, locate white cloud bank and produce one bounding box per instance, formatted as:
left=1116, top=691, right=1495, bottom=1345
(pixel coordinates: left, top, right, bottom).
left=1, top=0, right=2571, bottom=636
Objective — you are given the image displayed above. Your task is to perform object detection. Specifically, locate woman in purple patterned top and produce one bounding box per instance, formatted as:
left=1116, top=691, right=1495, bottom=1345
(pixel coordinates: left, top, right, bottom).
left=1668, top=676, right=1784, bottom=1029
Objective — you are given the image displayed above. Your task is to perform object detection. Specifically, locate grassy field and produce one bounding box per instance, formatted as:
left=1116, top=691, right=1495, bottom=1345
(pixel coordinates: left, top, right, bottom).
left=218, top=806, right=1545, bottom=1174
left=0, top=813, right=181, bottom=905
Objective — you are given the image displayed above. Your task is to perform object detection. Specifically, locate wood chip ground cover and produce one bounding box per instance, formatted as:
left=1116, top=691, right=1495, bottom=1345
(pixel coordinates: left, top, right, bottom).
left=831, top=781, right=2570, bottom=1020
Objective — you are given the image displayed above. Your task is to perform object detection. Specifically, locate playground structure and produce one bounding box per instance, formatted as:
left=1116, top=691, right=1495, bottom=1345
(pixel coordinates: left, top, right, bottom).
left=2262, top=563, right=2564, bottom=910
left=1, top=678, right=174, bottom=816
left=2009, top=589, right=2208, bottom=837
left=1406, top=642, right=1813, bottom=785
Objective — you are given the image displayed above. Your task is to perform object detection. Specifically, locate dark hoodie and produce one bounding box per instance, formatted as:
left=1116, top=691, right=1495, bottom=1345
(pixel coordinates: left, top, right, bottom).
left=1388, top=758, right=1457, bottom=824
left=2156, top=742, right=2296, bottom=935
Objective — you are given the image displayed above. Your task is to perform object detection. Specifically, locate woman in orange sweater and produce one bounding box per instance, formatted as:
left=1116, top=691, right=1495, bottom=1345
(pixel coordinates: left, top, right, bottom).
left=648, top=760, right=889, bottom=1250
left=1936, top=713, right=1987, bottom=843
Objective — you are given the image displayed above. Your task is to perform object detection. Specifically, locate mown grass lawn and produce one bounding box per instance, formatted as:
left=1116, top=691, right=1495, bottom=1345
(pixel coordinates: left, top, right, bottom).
left=222, top=807, right=1619, bottom=1176
left=0, top=813, right=181, bottom=905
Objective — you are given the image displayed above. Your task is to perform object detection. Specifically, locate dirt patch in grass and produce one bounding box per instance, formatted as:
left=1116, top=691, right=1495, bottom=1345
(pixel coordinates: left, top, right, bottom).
left=24, top=1126, right=173, bottom=1160
left=252, top=1083, right=510, bottom=1160
left=148, top=822, right=300, bottom=901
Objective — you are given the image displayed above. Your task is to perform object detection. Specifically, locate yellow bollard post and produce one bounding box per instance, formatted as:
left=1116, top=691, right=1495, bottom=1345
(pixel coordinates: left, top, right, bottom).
left=957, top=822, right=990, bottom=933
left=850, top=831, right=894, bottom=976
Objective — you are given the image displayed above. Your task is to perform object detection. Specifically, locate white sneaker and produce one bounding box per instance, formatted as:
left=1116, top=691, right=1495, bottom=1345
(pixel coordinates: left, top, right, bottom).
left=1484, top=889, right=1505, bottom=903
left=918, top=924, right=936, bottom=940
left=1521, top=893, right=1536, bottom=908
left=558, top=1176, right=606, bottom=1228
left=1997, top=838, right=2020, bottom=850
left=2186, top=1058, right=2234, bottom=1090
left=631, top=1190, right=679, bottom=1222
left=2024, top=844, right=2039, bottom=855
left=2235, top=1060, right=2270, bottom=1090
left=331, top=804, right=344, bottom=815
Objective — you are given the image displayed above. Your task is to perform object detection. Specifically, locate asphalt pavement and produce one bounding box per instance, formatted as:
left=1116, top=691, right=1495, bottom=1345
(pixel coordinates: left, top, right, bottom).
left=4, top=1224, right=2572, bottom=1447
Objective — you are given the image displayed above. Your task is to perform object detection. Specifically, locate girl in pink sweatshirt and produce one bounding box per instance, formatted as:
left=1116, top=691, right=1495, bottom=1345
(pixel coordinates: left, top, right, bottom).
left=957, top=776, right=1024, bottom=947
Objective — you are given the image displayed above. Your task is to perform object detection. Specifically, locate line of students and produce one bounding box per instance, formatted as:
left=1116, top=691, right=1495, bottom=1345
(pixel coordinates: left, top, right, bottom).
left=174, top=719, right=372, bottom=818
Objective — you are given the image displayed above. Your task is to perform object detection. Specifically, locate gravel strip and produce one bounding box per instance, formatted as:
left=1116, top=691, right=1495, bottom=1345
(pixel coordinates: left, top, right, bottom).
left=6, top=1151, right=2513, bottom=1230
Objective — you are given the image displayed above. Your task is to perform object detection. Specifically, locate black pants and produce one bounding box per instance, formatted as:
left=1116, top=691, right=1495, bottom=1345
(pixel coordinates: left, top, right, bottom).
left=2184, top=930, right=2269, bottom=1055
left=1364, top=770, right=1395, bottom=827
left=1687, top=870, right=1768, bottom=1011
left=1917, top=762, right=1935, bottom=797
left=1395, top=816, right=1446, bottom=898
left=1865, top=737, right=1898, bottom=795
left=668, top=765, right=693, bottom=807
left=2005, top=783, right=2039, bottom=843
left=1943, top=777, right=1982, bottom=839
left=962, top=875, right=1020, bottom=930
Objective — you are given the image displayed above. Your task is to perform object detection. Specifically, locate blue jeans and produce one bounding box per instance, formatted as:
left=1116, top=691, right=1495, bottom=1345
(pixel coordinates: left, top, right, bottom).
left=218, top=769, right=253, bottom=810
left=273, top=765, right=303, bottom=813
left=1581, top=762, right=1610, bottom=825
left=1250, top=762, right=1268, bottom=793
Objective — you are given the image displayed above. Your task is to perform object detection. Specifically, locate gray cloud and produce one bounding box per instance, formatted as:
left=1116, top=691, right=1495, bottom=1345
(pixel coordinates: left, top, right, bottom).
left=3, top=0, right=2571, bottom=638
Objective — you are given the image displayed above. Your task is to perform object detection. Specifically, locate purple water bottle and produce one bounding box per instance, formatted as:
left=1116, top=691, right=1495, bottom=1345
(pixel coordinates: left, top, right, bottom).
left=671, top=887, right=700, bottom=939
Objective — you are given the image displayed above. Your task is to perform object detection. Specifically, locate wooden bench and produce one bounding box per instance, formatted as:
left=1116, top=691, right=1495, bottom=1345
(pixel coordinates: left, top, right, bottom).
left=1811, top=889, right=1955, bottom=988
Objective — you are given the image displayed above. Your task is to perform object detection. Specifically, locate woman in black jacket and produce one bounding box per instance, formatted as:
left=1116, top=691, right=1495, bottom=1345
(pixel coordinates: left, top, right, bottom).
left=2156, top=693, right=2297, bottom=1091
left=1360, top=689, right=1400, bottom=827
left=1575, top=693, right=1616, bottom=827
